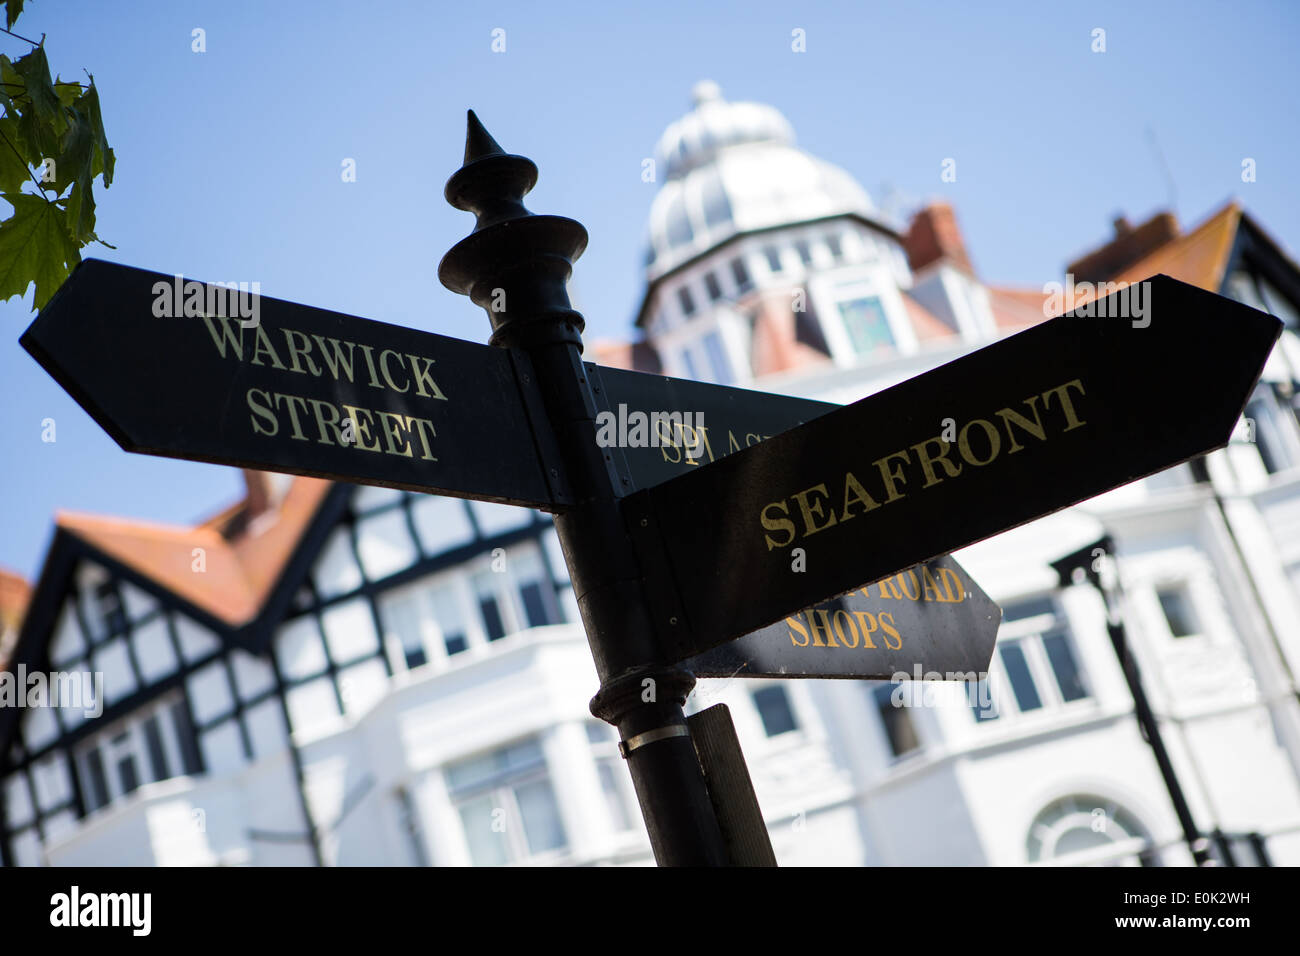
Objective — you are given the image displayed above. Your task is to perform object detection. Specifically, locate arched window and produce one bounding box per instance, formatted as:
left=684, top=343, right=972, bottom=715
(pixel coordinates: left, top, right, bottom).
left=1026, top=795, right=1156, bottom=866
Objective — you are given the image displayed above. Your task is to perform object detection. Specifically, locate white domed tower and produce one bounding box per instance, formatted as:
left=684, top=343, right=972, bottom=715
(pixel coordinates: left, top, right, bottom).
left=635, top=82, right=974, bottom=388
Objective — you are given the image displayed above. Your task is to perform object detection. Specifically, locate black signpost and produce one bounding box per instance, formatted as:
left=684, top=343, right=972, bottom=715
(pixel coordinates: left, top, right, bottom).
left=17, top=111, right=1284, bottom=867
left=683, top=554, right=1000, bottom=680
left=20, top=259, right=567, bottom=509
left=624, top=276, right=1282, bottom=665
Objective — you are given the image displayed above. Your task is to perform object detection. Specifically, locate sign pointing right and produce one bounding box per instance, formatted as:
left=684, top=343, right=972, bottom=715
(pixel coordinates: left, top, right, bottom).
left=628, top=275, right=1283, bottom=664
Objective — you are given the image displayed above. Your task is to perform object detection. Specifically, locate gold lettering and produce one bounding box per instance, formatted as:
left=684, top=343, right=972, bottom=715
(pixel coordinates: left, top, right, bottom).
left=406, top=416, right=438, bottom=461
left=761, top=501, right=797, bottom=550
left=251, top=324, right=287, bottom=370
left=791, top=483, right=837, bottom=537
left=273, top=393, right=310, bottom=441
left=958, top=418, right=1001, bottom=466
left=379, top=350, right=409, bottom=393
left=921, top=565, right=944, bottom=601
left=938, top=567, right=963, bottom=602
left=282, top=328, right=322, bottom=376
left=840, top=471, right=880, bottom=522
left=851, top=611, right=879, bottom=648
left=787, top=614, right=810, bottom=647
left=896, top=569, right=921, bottom=600
left=247, top=388, right=277, bottom=436
left=340, top=404, right=381, bottom=452
left=996, top=395, right=1047, bottom=453
left=911, top=436, right=962, bottom=488
left=406, top=354, right=447, bottom=399
left=808, top=609, right=838, bottom=647
left=200, top=315, right=244, bottom=360
left=313, top=335, right=357, bottom=383
left=874, top=450, right=910, bottom=503
left=1043, top=378, right=1087, bottom=431
left=357, top=343, right=383, bottom=388
left=375, top=410, right=414, bottom=457
left=880, top=612, right=902, bottom=650
left=832, top=609, right=859, bottom=648
left=307, top=398, right=344, bottom=445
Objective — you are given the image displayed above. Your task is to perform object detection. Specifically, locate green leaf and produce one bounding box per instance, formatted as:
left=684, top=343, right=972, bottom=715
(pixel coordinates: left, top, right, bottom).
left=4, top=0, right=26, bottom=31
left=0, top=193, right=81, bottom=310
left=53, top=78, right=83, bottom=109
left=74, top=83, right=112, bottom=185
left=0, top=116, right=31, bottom=192
left=12, top=47, right=67, bottom=138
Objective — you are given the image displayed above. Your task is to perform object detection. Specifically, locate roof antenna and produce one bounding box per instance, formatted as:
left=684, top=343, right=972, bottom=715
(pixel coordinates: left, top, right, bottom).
left=1145, top=126, right=1179, bottom=216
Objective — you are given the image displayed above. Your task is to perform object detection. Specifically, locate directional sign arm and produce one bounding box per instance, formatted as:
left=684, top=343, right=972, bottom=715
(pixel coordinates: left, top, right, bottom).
left=21, top=259, right=562, bottom=509
left=631, top=275, right=1282, bottom=662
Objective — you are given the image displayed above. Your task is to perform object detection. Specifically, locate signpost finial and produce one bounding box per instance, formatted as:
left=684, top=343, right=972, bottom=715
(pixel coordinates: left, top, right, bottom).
left=438, top=111, right=588, bottom=349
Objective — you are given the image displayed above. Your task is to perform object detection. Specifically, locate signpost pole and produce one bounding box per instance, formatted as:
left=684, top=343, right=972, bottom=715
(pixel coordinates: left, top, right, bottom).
left=1052, top=538, right=1213, bottom=866
left=438, top=112, right=731, bottom=865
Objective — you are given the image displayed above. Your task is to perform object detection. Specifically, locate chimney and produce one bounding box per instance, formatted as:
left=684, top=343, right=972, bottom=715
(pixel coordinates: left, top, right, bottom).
left=1066, top=211, right=1180, bottom=283
left=903, top=202, right=974, bottom=275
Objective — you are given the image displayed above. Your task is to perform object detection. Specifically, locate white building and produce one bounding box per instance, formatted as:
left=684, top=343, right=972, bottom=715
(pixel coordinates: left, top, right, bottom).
left=4, top=83, right=1300, bottom=866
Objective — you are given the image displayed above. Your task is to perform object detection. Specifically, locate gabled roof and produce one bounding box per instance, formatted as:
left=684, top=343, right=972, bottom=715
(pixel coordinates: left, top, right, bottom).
left=52, top=477, right=332, bottom=628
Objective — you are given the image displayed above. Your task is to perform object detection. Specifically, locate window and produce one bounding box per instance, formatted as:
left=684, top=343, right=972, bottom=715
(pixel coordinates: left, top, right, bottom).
left=871, top=683, right=920, bottom=757
left=82, top=747, right=110, bottom=812
left=702, top=332, right=733, bottom=385
left=446, top=739, right=568, bottom=865
left=512, top=551, right=557, bottom=630
left=838, top=296, right=894, bottom=354
left=999, top=642, right=1043, bottom=712
left=975, top=596, right=1090, bottom=723
left=704, top=272, right=723, bottom=302
left=826, top=234, right=844, bottom=262
left=763, top=246, right=782, bottom=273
left=752, top=686, right=798, bottom=737
left=1027, top=795, right=1155, bottom=865
left=95, top=581, right=126, bottom=639
left=587, top=722, right=638, bottom=833
left=141, top=715, right=170, bottom=782
left=677, top=286, right=696, bottom=318
left=794, top=239, right=813, bottom=266
left=473, top=572, right=508, bottom=642
left=730, top=257, right=752, bottom=294
left=1244, top=396, right=1290, bottom=475
left=431, top=583, right=470, bottom=656
left=681, top=347, right=700, bottom=380
left=700, top=170, right=733, bottom=228
left=1042, top=630, right=1088, bottom=701
left=1157, top=587, right=1199, bottom=638
left=77, top=697, right=198, bottom=814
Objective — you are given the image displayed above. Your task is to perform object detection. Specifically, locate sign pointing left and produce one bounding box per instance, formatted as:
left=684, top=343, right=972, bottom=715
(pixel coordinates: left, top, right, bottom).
left=20, top=259, right=566, bottom=509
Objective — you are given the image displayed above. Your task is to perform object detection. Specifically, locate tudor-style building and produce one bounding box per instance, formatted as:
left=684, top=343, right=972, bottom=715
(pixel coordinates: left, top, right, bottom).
left=5, top=84, right=1300, bottom=867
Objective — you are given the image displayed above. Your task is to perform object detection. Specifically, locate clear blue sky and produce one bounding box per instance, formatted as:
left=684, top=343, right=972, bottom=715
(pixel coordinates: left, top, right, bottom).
left=2, top=0, right=1298, bottom=581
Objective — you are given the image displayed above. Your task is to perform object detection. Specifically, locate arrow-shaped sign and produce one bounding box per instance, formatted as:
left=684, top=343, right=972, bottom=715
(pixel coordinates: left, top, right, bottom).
left=20, top=259, right=565, bottom=509
left=626, top=275, right=1281, bottom=663
left=682, top=554, right=1000, bottom=679
left=592, top=366, right=999, bottom=678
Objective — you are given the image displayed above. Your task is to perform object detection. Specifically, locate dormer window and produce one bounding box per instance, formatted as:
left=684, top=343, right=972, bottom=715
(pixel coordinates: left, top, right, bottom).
left=730, top=257, right=752, bottom=294
left=704, top=272, right=723, bottom=302
left=677, top=286, right=696, bottom=318
left=837, top=296, right=894, bottom=354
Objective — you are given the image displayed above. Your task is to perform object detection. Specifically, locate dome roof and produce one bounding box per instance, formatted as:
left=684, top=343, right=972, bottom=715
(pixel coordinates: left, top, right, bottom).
left=646, top=82, right=874, bottom=279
